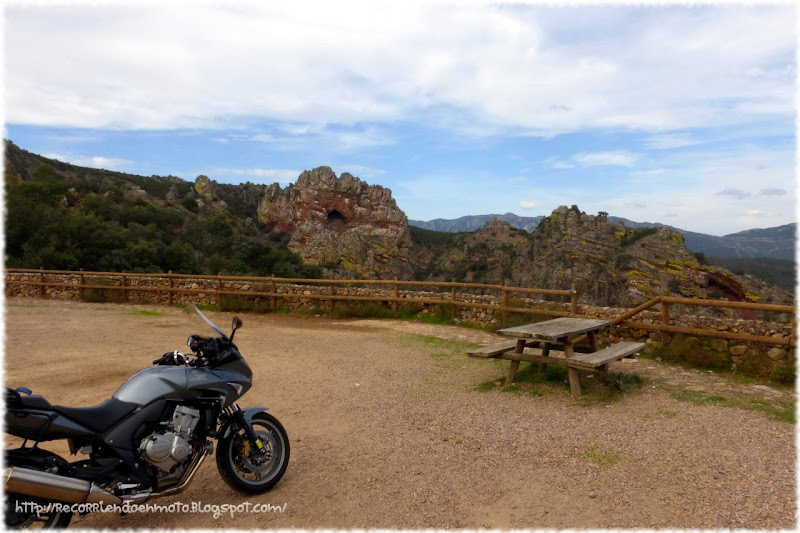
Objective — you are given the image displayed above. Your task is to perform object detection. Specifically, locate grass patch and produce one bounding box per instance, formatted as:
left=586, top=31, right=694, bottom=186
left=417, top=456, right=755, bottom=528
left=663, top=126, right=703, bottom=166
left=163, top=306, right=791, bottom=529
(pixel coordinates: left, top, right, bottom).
left=329, top=301, right=398, bottom=319
left=486, top=363, right=644, bottom=401
left=668, top=388, right=795, bottom=423
left=513, top=363, right=569, bottom=384
left=274, top=308, right=318, bottom=315
left=323, top=300, right=488, bottom=331
left=180, top=303, right=216, bottom=314
left=475, top=380, right=498, bottom=392
left=218, top=295, right=273, bottom=314
left=501, top=385, right=522, bottom=395
left=606, top=372, right=644, bottom=392
left=81, top=287, right=127, bottom=304
left=129, top=310, right=166, bottom=316
left=578, top=445, right=622, bottom=466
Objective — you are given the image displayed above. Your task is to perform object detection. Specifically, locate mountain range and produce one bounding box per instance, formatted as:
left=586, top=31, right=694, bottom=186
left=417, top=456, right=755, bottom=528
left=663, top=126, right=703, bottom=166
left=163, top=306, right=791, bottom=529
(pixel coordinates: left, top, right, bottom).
left=4, top=139, right=795, bottom=301
left=409, top=213, right=796, bottom=261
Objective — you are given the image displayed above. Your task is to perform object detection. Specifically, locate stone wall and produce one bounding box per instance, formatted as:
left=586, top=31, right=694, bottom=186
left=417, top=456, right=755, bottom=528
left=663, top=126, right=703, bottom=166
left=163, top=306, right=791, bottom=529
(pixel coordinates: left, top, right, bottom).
left=6, top=271, right=794, bottom=379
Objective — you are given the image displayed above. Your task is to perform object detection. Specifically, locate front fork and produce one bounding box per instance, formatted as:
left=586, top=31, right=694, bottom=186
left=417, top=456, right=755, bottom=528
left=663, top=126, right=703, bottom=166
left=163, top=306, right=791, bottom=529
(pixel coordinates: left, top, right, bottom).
left=225, top=404, right=266, bottom=456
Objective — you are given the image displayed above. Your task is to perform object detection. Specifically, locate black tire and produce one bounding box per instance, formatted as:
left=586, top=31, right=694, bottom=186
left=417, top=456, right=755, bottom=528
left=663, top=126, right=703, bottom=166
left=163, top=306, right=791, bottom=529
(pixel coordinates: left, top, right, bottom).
left=5, top=493, right=72, bottom=530
left=5, top=449, right=73, bottom=529
left=216, top=412, right=289, bottom=494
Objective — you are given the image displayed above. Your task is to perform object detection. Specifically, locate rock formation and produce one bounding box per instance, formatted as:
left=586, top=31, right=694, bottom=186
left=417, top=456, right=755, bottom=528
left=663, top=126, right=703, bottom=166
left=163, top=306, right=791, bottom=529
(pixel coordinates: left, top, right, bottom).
left=528, top=206, right=791, bottom=306
left=413, top=206, right=793, bottom=307
left=257, top=167, right=412, bottom=278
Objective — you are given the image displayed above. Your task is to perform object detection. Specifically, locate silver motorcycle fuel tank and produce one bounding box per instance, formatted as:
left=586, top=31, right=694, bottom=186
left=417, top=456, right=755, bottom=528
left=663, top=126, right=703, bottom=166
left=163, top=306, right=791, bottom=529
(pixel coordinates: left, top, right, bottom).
left=112, top=366, right=251, bottom=407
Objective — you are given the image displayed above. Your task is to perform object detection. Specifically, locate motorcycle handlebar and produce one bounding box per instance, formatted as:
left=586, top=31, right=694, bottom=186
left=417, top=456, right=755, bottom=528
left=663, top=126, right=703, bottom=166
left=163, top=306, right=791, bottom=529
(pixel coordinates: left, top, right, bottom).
left=152, top=350, right=189, bottom=366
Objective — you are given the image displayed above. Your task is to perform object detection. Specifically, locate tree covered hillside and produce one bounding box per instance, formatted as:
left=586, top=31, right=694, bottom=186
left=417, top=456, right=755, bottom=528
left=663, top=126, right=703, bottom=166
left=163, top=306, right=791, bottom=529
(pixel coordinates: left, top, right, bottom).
left=4, top=141, right=321, bottom=278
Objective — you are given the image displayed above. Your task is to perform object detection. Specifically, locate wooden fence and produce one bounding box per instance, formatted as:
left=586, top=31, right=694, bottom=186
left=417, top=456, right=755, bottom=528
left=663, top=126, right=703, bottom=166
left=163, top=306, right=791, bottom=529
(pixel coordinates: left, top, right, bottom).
left=5, top=268, right=796, bottom=348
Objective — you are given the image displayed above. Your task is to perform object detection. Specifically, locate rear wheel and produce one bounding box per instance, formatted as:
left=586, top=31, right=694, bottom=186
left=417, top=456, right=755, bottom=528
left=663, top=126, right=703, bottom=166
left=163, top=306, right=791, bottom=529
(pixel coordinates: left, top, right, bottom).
left=4, top=449, right=73, bottom=529
left=216, top=412, right=289, bottom=494
left=4, top=493, right=73, bottom=529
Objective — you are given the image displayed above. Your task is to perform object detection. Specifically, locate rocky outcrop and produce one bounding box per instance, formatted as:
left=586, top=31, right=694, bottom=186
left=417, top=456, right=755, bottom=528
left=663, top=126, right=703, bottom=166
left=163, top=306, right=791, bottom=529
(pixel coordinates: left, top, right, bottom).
left=414, top=206, right=793, bottom=307
left=528, top=206, right=793, bottom=307
left=257, top=167, right=412, bottom=278
left=528, top=206, right=626, bottom=304
left=194, top=175, right=218, bottom=200
left=411, top=219, right=531, bottom=283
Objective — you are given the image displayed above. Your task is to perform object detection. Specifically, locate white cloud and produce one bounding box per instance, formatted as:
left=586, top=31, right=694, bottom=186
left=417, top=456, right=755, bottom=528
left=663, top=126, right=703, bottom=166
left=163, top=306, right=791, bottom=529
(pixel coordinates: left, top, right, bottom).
left=43, top=153, right=133, bottom=170
left=546, top=151, right=637, bottom=169
left=249, top=134, right=276, bottom=143
left=519, top=201, right=541, bottom=210
left=216, top=126, right=393, bottom=152
left=716, top=188, right=751, bottom=200
left=758, top=188, right=787, bottom=197
left=572, top=151, right=637, bottom=167
left=644, top=133, right=703, bottom=150
left=5, top=4, right=793, bottom=136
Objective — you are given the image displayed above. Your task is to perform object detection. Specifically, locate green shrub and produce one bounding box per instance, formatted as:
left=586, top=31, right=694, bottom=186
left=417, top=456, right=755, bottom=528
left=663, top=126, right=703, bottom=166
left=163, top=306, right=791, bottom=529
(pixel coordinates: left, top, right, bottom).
left=771, top=364, right=796, bottom=385
left=606, top=372, right=643, bottom=392
left=218, top=295, right=273, bottom=313
left=619, top=227, right=658, bottom=247
left=81, top=288, right=127, bottom=304
left=181, top=195, right=199, bottom=213
left=329, top=301, right=395, bottom=319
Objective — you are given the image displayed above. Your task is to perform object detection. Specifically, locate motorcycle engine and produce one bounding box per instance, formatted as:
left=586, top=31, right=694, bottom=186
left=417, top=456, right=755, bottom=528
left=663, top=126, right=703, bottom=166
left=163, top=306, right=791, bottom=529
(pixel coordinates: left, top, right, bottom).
left=139, top=406, right=200, bottom=473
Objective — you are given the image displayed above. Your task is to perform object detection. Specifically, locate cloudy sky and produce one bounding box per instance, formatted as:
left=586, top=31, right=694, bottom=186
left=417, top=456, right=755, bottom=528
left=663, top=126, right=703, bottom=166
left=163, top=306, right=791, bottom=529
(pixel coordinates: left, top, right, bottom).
left=5, top=1, right=796, bottom=236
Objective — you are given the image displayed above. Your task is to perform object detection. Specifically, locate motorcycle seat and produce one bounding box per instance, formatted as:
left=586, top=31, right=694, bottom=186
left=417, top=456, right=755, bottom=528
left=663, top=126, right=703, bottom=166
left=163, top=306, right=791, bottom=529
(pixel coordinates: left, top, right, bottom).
left=53, top=399, right=137, bottom=433
left=5, top=388, right=53, bottom=411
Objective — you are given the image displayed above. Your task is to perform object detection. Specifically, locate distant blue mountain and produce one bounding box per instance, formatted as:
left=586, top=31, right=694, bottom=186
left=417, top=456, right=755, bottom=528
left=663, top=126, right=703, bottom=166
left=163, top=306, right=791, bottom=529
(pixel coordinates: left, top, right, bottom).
left=409, top=214, right=796, bottom=260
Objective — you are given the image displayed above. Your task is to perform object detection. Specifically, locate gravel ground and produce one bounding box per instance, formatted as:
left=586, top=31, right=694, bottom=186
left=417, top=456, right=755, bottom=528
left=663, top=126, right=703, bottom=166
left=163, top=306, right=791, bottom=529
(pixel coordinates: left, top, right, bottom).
left=4, top=298, right=796, bottom=529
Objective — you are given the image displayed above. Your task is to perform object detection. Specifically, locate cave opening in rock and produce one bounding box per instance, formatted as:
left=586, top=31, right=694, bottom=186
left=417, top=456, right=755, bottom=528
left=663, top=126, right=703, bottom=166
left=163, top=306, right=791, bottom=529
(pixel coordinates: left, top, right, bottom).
left=327, top=210, right=347, bottom=224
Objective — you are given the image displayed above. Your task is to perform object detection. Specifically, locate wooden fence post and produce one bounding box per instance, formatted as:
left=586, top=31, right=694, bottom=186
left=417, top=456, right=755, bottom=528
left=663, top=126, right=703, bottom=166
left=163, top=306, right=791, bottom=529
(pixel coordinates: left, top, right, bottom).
left=571, top=283, right=578, bottom=315
left=451, top=278, right=458, bottom=320
left=78, top=268, right=84, bottom=300
left=270, top=275, right=277, bottom=312
left=217, top=272, right=222, bottom=307
left=392, top=279, right=399, bottom=312
left=329, top=276, right=335, bottom=311
left=662, top=289, right=670, bottom=325
left=121, top=271, right=128, bottom=302
left=167, top=271, right=173, bottom=306
left=502, top=281, right=510, bottom=325
left=39, top=267, right=45, bottom=298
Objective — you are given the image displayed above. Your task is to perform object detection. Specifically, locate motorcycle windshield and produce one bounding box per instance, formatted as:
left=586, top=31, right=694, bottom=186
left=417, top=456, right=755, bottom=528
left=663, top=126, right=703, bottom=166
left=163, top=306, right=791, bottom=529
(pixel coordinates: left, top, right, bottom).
left=194, top=305, right=226, bottom=337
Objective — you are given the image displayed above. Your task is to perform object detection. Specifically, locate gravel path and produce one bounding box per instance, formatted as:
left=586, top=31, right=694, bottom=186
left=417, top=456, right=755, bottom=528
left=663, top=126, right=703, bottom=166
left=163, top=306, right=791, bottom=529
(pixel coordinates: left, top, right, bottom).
left=4, top=299, right=796, bottom=529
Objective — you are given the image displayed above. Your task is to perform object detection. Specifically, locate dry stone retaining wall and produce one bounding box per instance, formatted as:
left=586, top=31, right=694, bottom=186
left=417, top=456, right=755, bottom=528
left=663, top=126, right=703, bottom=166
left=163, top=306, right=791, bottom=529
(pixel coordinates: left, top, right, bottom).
left=6, top=271, right=794, bottom=378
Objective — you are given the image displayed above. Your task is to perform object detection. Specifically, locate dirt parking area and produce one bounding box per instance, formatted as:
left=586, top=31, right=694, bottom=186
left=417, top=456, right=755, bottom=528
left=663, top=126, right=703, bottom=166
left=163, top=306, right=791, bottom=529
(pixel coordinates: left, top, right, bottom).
left=4, top=298, right=796, bottom=529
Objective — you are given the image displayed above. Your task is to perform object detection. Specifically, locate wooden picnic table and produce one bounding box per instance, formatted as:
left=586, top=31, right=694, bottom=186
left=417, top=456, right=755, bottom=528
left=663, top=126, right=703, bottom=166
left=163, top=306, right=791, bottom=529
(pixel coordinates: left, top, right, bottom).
left=472, top=317, right=643, bottom=397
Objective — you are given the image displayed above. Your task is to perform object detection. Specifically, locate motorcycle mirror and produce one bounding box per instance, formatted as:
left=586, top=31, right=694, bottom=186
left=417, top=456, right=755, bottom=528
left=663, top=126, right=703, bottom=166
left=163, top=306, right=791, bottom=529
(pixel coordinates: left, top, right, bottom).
left=229, top=316, right=243, bottom=342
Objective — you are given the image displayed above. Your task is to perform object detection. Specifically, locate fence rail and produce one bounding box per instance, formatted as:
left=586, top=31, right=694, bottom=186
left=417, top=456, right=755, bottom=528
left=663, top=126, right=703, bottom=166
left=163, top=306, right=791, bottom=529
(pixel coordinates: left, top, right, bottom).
left=5, top=268, right=795, bottom=347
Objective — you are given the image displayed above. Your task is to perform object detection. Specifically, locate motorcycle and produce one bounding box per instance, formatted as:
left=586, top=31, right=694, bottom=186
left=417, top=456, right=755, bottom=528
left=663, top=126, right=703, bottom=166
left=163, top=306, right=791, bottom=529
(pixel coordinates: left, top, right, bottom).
left=4, top=306, right=289, bottom=529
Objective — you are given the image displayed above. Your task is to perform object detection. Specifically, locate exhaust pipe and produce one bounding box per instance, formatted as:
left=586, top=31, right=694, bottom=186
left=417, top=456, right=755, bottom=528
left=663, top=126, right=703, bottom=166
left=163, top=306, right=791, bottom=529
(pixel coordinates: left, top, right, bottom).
left=6, top=467, right=122, bottom=506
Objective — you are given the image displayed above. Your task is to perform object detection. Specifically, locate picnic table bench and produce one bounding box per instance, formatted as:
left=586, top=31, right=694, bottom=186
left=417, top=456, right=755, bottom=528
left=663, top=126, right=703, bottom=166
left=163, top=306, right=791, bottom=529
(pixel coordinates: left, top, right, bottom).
left=467, top=317, right=644, bottom=397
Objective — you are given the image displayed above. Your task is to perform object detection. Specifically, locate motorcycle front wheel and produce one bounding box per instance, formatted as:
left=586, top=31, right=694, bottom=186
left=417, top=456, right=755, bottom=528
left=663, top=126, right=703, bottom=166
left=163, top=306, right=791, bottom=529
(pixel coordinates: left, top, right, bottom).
left=216, top=412, right=289, bottom=494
